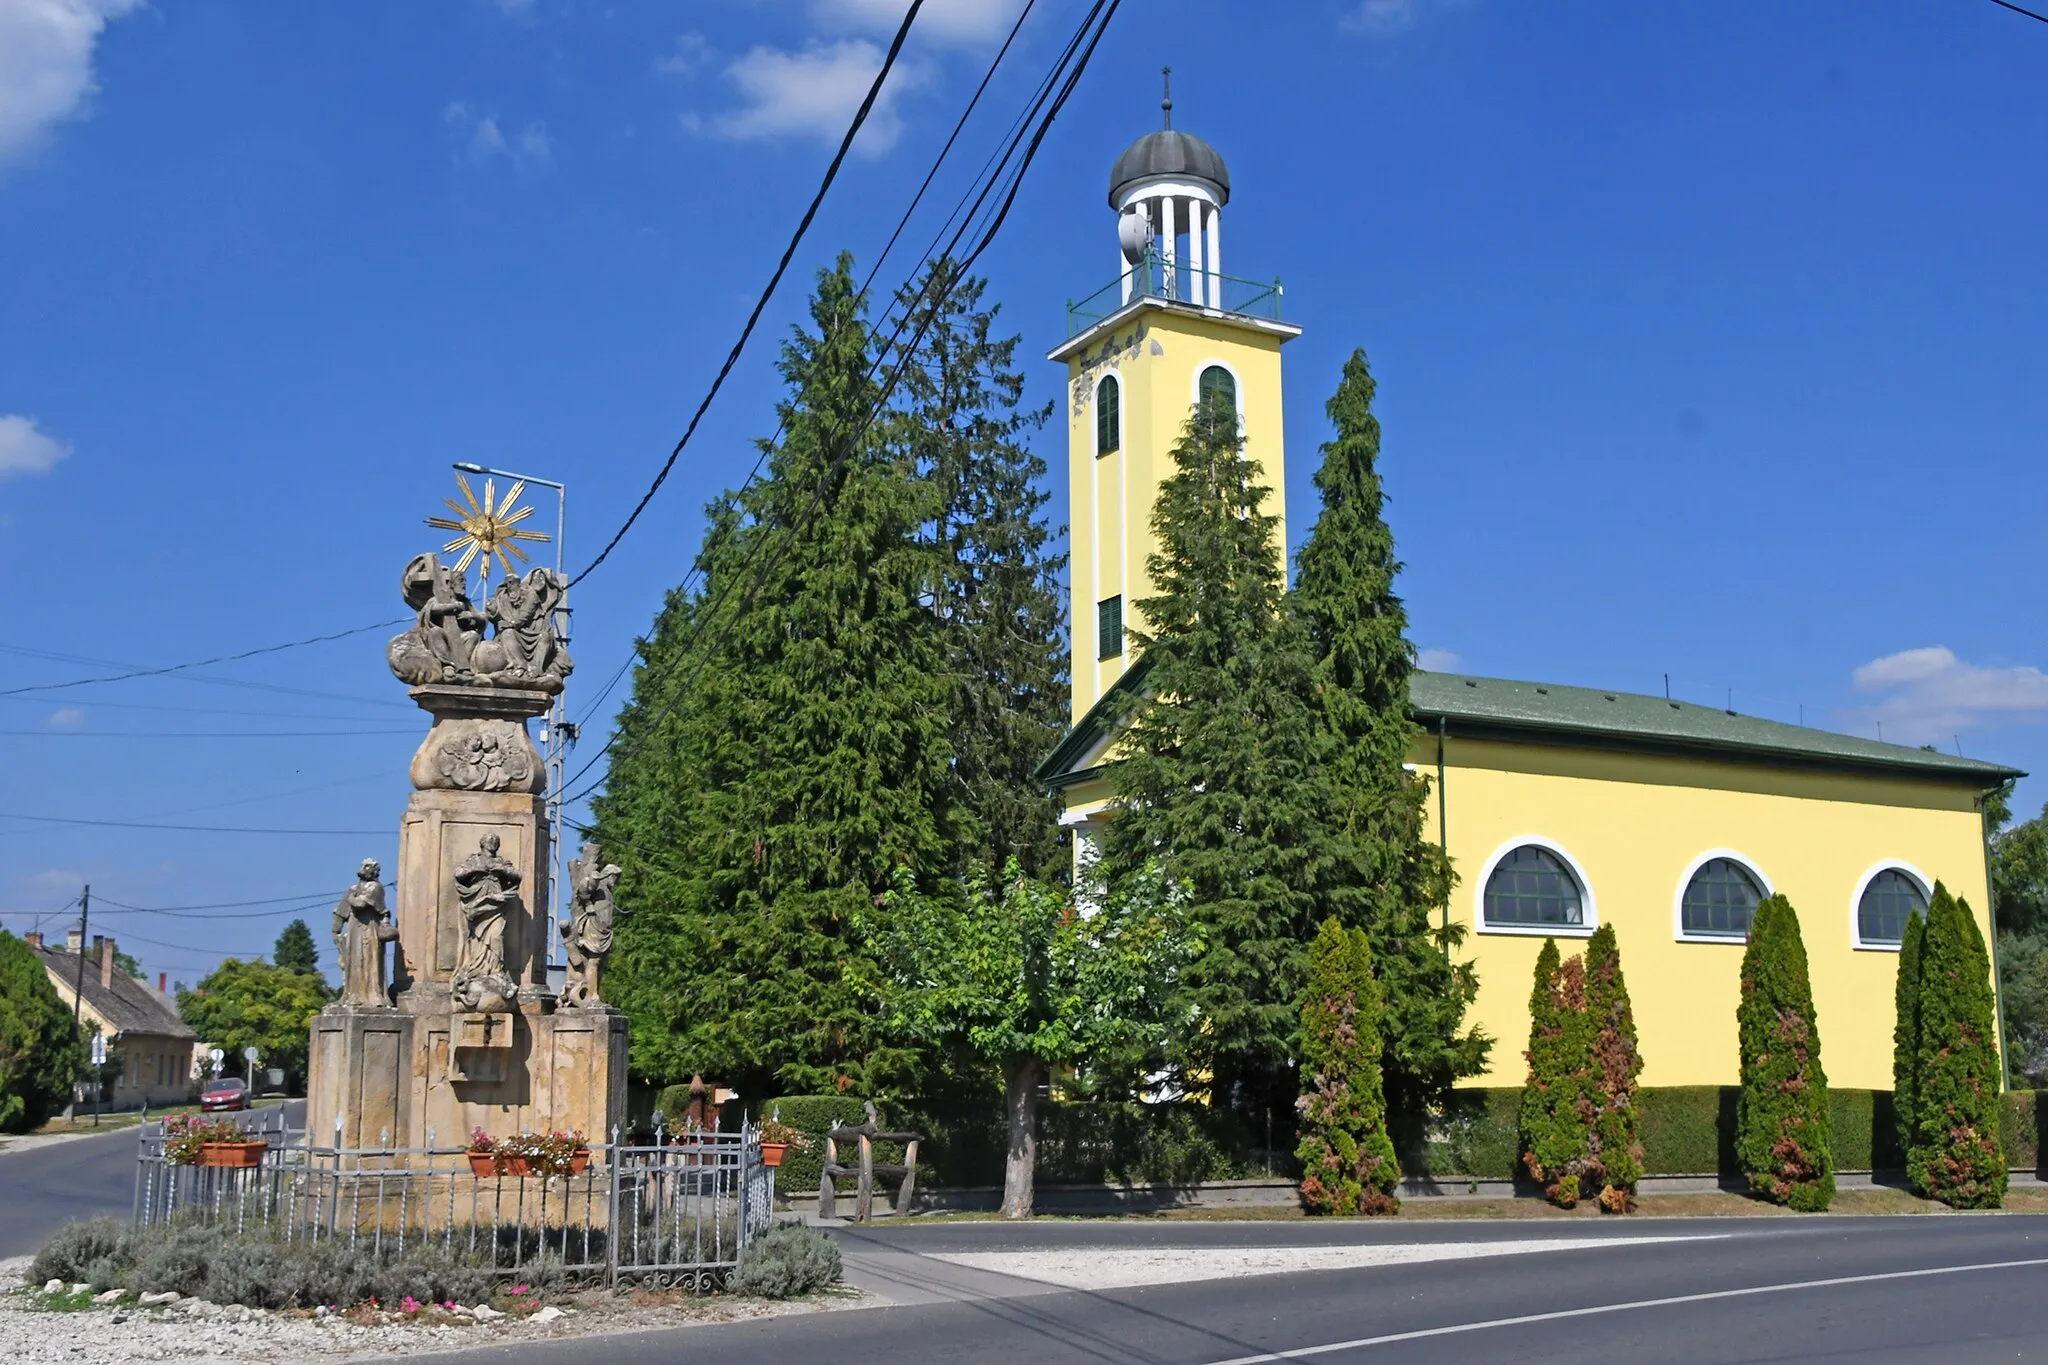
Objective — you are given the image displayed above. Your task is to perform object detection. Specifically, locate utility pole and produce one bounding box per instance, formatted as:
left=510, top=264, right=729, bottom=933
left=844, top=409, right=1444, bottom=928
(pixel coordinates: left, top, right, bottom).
left=70, top=884, right=88, bottom=1120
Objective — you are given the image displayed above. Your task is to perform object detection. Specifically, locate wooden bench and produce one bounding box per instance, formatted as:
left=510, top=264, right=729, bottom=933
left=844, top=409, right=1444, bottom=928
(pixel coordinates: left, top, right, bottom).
left=817, top=1102, right=921, bottom=1222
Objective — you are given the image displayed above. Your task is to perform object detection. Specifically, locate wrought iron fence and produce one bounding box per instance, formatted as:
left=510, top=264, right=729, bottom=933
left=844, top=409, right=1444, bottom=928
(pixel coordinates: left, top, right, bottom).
left=1066, top=249, right=1285, bottom=335
left=132, top=1115, right=772, bottom=1290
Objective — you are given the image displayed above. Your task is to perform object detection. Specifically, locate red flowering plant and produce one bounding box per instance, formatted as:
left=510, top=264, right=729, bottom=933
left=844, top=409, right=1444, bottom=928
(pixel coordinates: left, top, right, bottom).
left=163, top=1113, right=254, bottom=1165
left=492, top=1129, right=587, bottom=1176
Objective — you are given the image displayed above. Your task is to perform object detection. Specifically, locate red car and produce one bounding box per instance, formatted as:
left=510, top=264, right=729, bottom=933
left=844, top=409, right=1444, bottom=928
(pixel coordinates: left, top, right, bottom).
left=199, top=1078, right=247, bottom=1112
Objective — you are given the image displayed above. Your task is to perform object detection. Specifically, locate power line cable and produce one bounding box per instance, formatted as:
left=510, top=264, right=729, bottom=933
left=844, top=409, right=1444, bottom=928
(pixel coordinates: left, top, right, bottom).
left=573, top=0, right=929, bottom=585
left=0, top=620, right=408, bottom=699
left=0, top=812, right=387, bottom=836
left=1987, top=0, right=2048, bottom=23
left=5, top=728, right=416, bottom=739
left=561, top=0, right=1120, bottom=808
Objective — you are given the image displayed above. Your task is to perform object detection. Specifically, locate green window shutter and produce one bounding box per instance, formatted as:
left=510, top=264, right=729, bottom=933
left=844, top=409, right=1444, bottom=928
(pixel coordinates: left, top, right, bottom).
left=1097, top=596, right=1123, bottom=659
left=1096, top=375, right=1120, bottom=456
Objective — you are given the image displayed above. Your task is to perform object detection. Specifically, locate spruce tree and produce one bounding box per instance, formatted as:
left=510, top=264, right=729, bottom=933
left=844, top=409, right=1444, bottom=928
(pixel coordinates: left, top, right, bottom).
left=1291, top=349, right=1486, bottom=1136
left=596, top=256, right=959, bottom=1097
left=273, top=919, right=321, bottom=976
left=1295, top=919, right=1400, bottom=1215
left=1891, top=907, right=1925, bottom=1171
left=1736, top=895, right=1834, bottom=1210
left=1104, top=389, right=1354, bottom=1114
left=1519, top=939, right=1594, bottom=1207
left=885, top=262, right=1068, bottom=883
left=1911, top=883, right=2005, bottom=1208
left=1583, top=924, right=1643, bottom=1212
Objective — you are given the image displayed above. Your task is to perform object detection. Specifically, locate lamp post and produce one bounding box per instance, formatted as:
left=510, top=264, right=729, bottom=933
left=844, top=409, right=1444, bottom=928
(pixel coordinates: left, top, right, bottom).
left=450, top=462, right=572, bottom=984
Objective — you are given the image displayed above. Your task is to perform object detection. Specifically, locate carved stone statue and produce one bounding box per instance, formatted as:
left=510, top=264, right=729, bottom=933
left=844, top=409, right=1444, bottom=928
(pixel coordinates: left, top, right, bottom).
left=387, top=555, right=571, bottom=695
left=332, top=859, right=399, bottom=1008
left=451, top=834, right=521, bottom=1013
left=559, top=843, right=620, bottom=1009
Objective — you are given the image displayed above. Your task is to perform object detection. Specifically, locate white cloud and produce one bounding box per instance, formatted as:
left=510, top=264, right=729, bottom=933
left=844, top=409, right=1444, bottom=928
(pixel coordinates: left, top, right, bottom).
left=0, top=0, right=141, bottom=165
left=816, top=0, right=1025, bottom=46
left=1850, top=645, right=2048, bottom=744
left=698, top=40, right=929, bottom=153
left=46, top=706, right=84, bottom=726
left=657, top=32, right=713, bottom=78
left=1416, top=648, right=1463, bottom=674
left=1342, top=0, right=1472, bottom=38
left=0, top=414, right=70, bottom=478
left=443, top=101, right=553, bottom=173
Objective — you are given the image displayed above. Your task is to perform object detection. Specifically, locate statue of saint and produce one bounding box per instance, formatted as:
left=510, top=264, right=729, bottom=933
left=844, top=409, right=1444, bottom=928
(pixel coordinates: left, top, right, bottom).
left=452, top=833, right=521, bottom=1012
left=331, top=859, right=399, bottom=1008
left=483, top=569, right=571, bottom=689
left=389, top=554, right=485, bottom=685
left=559, top=843, right=620, bottom=1008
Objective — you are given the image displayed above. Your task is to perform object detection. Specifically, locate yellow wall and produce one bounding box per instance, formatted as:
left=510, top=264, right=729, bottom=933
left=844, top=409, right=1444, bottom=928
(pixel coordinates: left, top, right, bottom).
left=1058, top=303, right=1295, bottom=722
left=1412, top=732, right=1997, bottom=1091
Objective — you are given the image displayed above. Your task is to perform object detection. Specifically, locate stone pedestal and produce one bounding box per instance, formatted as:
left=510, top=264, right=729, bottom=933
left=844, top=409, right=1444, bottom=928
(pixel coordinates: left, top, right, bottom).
left=309, top=658, right=627, bottom=1156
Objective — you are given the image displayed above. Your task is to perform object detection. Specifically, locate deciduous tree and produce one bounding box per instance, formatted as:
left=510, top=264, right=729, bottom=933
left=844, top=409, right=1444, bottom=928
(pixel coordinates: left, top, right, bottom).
left=176, top=959, right=333, bottom=1094
left=0, top=931, right=81, bottom=1133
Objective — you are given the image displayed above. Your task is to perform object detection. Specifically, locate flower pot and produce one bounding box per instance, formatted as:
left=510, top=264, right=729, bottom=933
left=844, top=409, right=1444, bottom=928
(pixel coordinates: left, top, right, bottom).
left=569, top=1149, right=590, bottom=1176
left=467, top=1153, right=499, bottom=1177
left=197, top=1140, right=267, bottom=1169
left=499, top=1155, right=534, bottom=1177
left=759, top=1142, right=788, bottom=1169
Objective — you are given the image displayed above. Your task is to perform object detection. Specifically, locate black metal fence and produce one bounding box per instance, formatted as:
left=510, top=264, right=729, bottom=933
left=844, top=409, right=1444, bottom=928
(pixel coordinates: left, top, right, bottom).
left=132, top=1114, right=772, bottom=1290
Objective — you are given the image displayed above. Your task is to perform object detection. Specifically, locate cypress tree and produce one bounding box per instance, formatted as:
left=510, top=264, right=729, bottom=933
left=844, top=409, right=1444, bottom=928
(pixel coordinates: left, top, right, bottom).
left=596, top=256, right=959, bottom=1097
left=1583, top=924, right=1643, bottom=1212
left=1519, top=938, right=1594, bottom=1207
left=1104, top=390, right=1351, bottom=1113
left=1736, top=895, right=1834, bottom=1210
left=1291, top=349, right=1487, bottom=1136
left=1911, top=883, right=2005, bottom=1208
left=1295, top=918, right=1400, bottom=1215
left=885, top=262, right=1068, bottom=884
left=1891, top=907, right=1925, bottom=1171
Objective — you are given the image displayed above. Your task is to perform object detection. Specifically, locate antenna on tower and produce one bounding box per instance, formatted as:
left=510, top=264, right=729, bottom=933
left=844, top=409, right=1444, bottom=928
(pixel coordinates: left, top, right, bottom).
left=1162, top=65, right=1173, bottom=129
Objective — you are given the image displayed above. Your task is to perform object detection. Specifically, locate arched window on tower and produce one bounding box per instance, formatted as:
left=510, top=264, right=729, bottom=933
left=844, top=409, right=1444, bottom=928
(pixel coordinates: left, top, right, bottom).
left=1096, top=375, right=1120, bottom=457
left=1198, top=364, right=1236, bottom=413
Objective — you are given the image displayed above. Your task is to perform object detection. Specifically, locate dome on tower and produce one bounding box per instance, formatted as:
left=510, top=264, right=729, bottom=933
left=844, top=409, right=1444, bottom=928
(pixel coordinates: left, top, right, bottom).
left=1108, top=129, right=1230, bottom=208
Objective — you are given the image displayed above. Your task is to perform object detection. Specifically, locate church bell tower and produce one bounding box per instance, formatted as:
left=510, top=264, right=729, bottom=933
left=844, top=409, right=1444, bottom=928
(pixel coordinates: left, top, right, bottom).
left=1052, top=80, right=1301, bottom=724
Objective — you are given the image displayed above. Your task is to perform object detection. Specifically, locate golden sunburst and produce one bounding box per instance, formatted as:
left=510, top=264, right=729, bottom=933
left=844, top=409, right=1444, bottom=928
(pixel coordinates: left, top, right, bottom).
left=425, top=474, right=551, bottom=595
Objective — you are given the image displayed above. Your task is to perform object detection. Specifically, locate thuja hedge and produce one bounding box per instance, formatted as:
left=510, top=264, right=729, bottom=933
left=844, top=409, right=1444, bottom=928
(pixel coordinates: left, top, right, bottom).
left=1427, top=1087, right=2045, bottom=1180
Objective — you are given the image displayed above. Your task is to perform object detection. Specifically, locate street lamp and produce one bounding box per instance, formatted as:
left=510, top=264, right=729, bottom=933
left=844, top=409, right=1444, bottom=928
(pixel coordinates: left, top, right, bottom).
left=449, top=461, right=573, bottom=988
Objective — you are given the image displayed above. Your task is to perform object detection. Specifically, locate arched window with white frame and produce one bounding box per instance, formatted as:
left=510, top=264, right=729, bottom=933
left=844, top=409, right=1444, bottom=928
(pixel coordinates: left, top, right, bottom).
left=1854, top=864, right=1932, bottom=949
left=1478, top=840, right=1594, bottom=934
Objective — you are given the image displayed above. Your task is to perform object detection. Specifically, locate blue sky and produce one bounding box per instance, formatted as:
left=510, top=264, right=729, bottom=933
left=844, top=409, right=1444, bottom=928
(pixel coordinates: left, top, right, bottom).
left=2, top=0, right=2044, bottom=984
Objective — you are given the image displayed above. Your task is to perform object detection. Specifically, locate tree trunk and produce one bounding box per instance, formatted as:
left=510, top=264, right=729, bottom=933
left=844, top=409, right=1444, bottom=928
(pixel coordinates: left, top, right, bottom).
left=1001, top=1054, right=1042, bottom=1220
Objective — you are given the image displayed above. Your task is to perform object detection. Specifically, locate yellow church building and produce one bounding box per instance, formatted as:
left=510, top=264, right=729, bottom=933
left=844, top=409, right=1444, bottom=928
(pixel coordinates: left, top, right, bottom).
left=1038, top=117, right=2019, bottom=1093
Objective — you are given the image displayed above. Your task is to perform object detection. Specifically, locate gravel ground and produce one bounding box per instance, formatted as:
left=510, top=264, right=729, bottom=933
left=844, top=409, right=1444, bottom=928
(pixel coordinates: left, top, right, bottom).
left=925, top=1233, right=1713, bottom=1290
left=0, top=1256, right=856, bottom=1363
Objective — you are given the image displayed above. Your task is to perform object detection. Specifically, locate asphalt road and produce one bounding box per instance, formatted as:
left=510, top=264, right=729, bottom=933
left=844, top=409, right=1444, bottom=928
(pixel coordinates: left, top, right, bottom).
left=0, top=1101, right=304, bottom=1258
left=401, top=1215, right=2048, bottom=1365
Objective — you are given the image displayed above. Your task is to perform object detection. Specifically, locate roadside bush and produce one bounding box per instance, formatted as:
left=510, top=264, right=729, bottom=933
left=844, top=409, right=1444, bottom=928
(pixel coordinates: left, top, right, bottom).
left=1294, top=919, right=1399, bottom=1215
left=732, top=1223, right=840, bottom=1299
left=1737, top=895, right=1835, bottom=1211
left=1910, top=884, right=2006, bottom=1208
left=31, top=1217, right=126, bottom=1285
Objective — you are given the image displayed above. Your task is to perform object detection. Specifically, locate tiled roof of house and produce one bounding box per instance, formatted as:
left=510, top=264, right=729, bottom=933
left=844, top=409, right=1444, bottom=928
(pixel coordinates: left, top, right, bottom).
left=31, top=945, right=194, bottom=1039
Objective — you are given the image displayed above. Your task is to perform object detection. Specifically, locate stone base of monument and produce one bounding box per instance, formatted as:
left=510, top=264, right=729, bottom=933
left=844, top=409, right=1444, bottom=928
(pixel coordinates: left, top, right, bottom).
left=309, top=1002, right=627, bottom=1153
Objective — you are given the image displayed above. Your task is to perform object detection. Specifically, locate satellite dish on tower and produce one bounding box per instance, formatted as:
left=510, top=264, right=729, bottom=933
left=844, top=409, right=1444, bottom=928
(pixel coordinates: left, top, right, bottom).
left=1117, top=209, right=1151, bottom=265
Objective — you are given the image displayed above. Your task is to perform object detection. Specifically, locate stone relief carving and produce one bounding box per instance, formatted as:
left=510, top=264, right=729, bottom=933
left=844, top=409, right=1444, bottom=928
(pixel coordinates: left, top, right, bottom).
left=559, top=843, right=620, bottom=1009
left=451, top=834, right=521, bottom=1014
left=434, top=725, right=535, bottom=791
left=332, top=859, right=400, bottom=1008
left=387, top=555, right=572, bottom=694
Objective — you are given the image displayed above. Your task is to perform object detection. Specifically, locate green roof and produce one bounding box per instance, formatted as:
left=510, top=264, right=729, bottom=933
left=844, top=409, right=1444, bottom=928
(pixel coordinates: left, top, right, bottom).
left=1409, top=671, right=2019, bottom=784
left=1038, top=663, right=2022, bottom=790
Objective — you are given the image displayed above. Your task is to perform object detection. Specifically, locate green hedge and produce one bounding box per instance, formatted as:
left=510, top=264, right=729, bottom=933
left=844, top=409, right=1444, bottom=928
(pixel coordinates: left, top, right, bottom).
left=1428, top=1087, right=2030, bottom=1179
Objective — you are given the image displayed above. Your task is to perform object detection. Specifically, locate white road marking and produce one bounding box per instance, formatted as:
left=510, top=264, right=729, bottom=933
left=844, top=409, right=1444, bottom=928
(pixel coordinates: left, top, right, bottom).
left=928, top=1235, right=1716, bottom=1292
left=1198, top=1254, right=2048, bottom=1363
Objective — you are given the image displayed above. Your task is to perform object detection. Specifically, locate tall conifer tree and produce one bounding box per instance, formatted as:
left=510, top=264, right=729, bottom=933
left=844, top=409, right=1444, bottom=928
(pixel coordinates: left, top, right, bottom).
left=1583, top=924, right=1643, bottom=1212
left=885, top=262, right=1068, bottom=883
left=1295, top=919, right=1399, bottom=1216
left=1891, top=907, right=1926, bottom=1170
left=597, top=257, right=959, bottom=1097
left=1291, top=349, right=1487, bottom=1134
left=1910, top=883, right=2005, bottom=1208
left=1104, top=390, right=1352, bottom=1111
left=1736, top=895, right=1835, bottom=1210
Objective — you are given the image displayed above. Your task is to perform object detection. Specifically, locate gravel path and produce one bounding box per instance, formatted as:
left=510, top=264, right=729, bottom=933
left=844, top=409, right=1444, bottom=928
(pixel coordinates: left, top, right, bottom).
left=926, top=1233, right=1715, bottom=1291
left=0, top=1256, right=852, bottom=1364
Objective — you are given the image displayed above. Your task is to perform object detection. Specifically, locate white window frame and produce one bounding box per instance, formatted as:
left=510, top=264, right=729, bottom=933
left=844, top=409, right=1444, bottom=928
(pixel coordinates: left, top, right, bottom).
left=1474, top=835, right=1597, bottom=938
left=1671, top=848, right=1775, bottom=945
left=1850, top=860, right=1934, bottom=952
left=1095, top=371, right=1123, bottom=458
